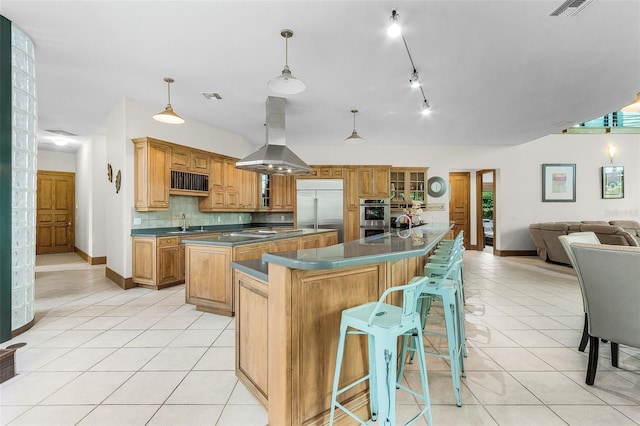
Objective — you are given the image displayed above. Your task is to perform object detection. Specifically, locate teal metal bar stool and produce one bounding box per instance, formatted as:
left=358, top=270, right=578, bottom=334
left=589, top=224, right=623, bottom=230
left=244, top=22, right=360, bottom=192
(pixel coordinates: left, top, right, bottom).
left=399, top=256, right=466, bottom=407
left=329, top=276, right=433, bottom=426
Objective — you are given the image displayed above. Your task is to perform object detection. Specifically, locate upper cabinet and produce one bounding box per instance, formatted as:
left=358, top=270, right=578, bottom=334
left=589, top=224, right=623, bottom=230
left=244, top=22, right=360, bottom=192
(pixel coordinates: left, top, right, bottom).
left=170, top=146, right=209, bottom=173
left=258, top=174, right=294, bottom=211
left=357, top=166, right=390, bottom=199
left=389, top=167, right=428, bottom=211
left=200, top=157, right=238, bottom=211
left=133, top=137, right=171, bottom=211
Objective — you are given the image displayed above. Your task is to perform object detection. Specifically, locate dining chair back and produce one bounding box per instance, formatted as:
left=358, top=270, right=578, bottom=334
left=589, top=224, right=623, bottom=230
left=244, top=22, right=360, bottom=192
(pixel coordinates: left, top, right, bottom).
left=571, top=243, right=640, bottom=385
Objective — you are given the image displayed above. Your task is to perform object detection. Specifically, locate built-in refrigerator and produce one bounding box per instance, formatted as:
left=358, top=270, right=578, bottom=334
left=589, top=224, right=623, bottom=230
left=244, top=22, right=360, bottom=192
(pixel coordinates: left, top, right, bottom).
left=296, top=179, right=344, bottom=243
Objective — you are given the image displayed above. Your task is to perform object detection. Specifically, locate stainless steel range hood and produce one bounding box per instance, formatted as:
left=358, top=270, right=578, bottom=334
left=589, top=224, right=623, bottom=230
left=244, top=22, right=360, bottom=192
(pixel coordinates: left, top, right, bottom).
left=235, top=96, right=312, bottom=176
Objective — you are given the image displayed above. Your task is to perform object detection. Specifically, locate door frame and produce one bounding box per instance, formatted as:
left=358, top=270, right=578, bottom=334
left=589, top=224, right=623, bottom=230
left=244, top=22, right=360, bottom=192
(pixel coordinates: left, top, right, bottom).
left=475, top=169, right=496, bottom=253
left=36, top=170, right=76, bottom=254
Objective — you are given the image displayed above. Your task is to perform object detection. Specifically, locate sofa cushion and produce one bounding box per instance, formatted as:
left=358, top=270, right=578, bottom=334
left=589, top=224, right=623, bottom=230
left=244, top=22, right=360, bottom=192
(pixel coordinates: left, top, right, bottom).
left=540, top=223, right=570, bottom=264
left=528, top=223, right=547, bottom=260
left=579, top=224, right=638, bottom=246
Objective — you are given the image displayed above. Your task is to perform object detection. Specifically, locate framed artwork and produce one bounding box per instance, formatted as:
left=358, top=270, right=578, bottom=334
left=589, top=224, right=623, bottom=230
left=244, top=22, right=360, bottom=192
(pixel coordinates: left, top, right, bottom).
left=542, top=163, right=576, bottom=202
left=601, top=166, right=624, bottom=199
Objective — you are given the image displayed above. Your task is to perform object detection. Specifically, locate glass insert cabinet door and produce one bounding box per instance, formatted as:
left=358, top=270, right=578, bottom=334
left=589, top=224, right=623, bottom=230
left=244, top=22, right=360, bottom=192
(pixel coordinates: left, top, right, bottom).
left=389, top=168, right=427, bottom=210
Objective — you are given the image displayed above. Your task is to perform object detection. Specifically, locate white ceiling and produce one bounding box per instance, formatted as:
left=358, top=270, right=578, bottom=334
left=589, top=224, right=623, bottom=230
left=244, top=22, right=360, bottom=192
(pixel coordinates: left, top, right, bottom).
left=2, top=1, right=639, bottom=153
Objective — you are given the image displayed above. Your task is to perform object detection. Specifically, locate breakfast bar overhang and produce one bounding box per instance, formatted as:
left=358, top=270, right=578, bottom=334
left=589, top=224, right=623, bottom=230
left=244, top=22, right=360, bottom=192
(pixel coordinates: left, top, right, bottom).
left=231, top=223, right=453, bottom=425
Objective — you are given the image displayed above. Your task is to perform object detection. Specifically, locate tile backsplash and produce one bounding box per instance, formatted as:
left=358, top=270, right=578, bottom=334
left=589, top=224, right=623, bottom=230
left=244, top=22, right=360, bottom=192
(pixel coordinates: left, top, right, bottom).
left=131, top=196, right=293, bottom=229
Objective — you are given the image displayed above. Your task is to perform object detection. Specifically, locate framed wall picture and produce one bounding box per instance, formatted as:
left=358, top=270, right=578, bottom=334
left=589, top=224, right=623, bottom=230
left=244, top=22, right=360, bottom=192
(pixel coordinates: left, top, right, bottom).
left=542, top=163, right=576, bottom=202
left=602, top=165, right=624, bottom=199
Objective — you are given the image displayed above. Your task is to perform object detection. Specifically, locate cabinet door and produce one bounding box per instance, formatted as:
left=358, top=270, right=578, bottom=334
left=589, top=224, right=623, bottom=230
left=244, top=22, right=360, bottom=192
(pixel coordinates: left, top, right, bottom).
left=271, top=238, right=300, bottom=253
left=191, top=152, right=209, bottom=172
left=321, top=232, right=338, bottom=247
left=234, top=242, right=272, bottom=261
left=373, top=167, right=390, bottom=198
left=300, top=234, right=322, bottom=249
left=271, top=175, right=294, bottom=211
left=134, top=140, right=171, bottom=211
left=344, top=208, right=360, bottom=242
left=357, top=168, right=374, bottom=198
left=210, top=156, right=225, bottom=189
left=344, top=167, right=359, bottom=210
left=185, top=245, right=233, bottom=315
left=171, top=146, right=190, bottom=170
left=157, top=245, right=181, bottom=285
left=237, top=168, right=257, bottom=210
left=132, top=237, right=156, bottom=285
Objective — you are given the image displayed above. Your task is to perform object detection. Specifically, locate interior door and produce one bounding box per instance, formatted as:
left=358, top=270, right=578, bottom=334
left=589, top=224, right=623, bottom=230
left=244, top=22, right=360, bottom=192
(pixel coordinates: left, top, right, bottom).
left=37, top=171, right=75, bottom=254
left=449, top=172, right=470, bottom=249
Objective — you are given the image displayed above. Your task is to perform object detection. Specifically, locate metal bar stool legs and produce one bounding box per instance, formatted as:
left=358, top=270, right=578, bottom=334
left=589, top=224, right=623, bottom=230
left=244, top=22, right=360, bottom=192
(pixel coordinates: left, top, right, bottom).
left=329, top=277, right=433, bottom=426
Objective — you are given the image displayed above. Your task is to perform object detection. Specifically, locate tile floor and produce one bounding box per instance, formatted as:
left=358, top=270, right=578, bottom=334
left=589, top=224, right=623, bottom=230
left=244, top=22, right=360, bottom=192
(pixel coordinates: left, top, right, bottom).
left=1, top=251, right=639, bottom=425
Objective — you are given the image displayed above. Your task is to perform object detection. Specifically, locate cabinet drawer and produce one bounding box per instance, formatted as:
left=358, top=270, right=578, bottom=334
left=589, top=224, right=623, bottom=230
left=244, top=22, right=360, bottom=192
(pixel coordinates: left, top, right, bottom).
left=158, top=237, right=180, bottom=246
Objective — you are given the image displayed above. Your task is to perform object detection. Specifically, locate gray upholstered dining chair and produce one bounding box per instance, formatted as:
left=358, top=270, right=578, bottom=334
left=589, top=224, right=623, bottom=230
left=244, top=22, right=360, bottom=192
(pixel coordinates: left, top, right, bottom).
left=571, top=243, right=640, bottom=385
left=558, top=232, right=601, bottom=352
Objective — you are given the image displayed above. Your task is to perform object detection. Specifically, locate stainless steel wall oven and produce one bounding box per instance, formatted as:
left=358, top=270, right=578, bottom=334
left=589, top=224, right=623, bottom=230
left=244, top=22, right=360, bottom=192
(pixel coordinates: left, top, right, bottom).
left=359, top=198, right=390, bottom=239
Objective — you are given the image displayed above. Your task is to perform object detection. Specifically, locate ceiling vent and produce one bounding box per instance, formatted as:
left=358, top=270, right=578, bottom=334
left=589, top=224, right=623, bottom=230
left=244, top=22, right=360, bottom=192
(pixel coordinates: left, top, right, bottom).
left=202, top=92, right=222, bottom=100
left=550, top=0, right=594, bottom=17
left=44, top=129, right=78, bottom=136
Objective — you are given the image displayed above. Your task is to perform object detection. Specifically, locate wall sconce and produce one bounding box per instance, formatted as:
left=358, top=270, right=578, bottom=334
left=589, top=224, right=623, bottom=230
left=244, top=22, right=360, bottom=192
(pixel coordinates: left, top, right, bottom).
left=608, top=145, right=616, bottom=163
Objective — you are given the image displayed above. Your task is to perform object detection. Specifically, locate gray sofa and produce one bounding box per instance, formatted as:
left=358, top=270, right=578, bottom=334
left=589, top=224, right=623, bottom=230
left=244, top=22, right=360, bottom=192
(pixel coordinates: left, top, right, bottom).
left=528, top=220, right=640, bottom=265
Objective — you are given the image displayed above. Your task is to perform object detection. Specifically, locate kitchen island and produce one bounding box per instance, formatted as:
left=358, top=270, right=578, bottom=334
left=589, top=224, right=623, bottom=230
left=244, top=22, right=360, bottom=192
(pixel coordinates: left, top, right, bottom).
left=182, top=229, right=338, bottom=316
left=231, top=223, right=453, bottom=425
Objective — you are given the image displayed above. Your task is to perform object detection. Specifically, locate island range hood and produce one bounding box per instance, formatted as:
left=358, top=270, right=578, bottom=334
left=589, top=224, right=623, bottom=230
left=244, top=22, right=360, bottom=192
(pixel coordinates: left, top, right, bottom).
left=235, top=96, right=312, bottom=176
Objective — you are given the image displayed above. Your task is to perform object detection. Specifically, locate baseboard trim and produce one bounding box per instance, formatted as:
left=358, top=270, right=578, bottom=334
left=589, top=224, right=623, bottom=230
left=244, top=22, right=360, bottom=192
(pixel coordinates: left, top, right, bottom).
left=11, top=318, right=35, bottom=338
left=74, top=247, right=107, bottom=265
left=495, top=249, right=537, bottom=257
left=105, top=267, right=136, bottom=290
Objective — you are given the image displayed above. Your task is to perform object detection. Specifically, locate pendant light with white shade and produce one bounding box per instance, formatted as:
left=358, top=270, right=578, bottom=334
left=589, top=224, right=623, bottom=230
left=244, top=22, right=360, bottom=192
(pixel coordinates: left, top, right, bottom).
left=153, top=77, right=185, bottom=124
left=345, top=109, right=364, bottom=144
left=268, top=29, right=306, bottom=95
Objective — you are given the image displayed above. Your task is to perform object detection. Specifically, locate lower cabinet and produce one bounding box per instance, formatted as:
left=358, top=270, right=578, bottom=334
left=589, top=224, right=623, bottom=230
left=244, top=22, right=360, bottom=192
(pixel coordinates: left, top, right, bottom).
left=132, top=234, right=219, bottom=290
left=234, top=269, right=269, bottom=407
left=185, top=232, right=338, bottom=316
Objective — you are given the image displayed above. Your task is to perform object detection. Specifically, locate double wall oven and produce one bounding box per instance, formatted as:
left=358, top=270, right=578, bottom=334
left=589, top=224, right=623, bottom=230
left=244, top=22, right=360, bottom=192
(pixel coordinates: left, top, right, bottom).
left=359, top=198, right=390, bottom=239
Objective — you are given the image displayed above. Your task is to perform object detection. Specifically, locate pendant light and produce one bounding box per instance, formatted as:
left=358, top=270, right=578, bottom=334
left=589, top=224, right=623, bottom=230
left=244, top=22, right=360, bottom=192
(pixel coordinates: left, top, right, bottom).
left=153, top=77, right=185, bottom=124
left=621, top=92, right=640, bottom=112
left=268, top=29, right=306, bottom=95
left=345, top=110, right=364, bottom=144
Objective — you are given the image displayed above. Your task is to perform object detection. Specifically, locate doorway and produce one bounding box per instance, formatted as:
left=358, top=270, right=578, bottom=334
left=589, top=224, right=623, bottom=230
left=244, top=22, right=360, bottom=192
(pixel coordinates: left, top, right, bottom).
left=448, top=172, right=470, bottom=249
left=476, top=170, right=496, bottom=253
left=36, top=170, right=75, bottom=254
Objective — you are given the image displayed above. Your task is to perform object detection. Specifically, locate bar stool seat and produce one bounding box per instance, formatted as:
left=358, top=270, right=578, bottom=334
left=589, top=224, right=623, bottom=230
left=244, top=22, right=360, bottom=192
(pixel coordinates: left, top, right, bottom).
left=329, top=276, right=433, bottom=426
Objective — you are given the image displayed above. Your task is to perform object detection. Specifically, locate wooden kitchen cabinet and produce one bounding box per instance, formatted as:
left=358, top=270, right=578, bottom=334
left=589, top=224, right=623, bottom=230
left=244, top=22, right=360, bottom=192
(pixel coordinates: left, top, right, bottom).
left=170, top=146, right=209, bottom=172
left=321, top=231, right=338, bottom=247
left=132, top=233, right=219, bottom=290
left=132, top=235, right=182, bottom=289
left=302, top=166, right=345, bottom=179
left=185, top=232, right=338, bottom=316
left=258, top=174, right=294, bottom=211
left=133, top=137, right=171, bottom=211
left=343, top=208, right=360, bottom=242
left=300, top=234, right=322, bottom=249
left=390, top=167, right=428, bottom=211
left=199, top=156, right=239, bottom=211
left=236, top=168, right=258, bottom=210
left=357, top=166, right=390, bottom=199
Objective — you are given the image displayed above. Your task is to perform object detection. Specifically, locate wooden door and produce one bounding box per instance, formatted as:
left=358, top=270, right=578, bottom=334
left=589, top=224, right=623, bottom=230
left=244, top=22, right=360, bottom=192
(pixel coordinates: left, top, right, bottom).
left=37, top=171, right=75, bottom=254
left=449, top=172, right=470, bottom=249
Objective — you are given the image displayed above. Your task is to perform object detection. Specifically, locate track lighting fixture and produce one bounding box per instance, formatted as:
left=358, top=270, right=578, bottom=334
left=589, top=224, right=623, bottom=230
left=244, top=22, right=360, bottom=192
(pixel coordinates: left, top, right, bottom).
left=421, top=99, right=431, bottom=116
left=344, top=110, right=364, bottom=144
left=153, top=77, right=185, bottom=124
left=387, top=9, right=432, bottom=115
left=410, top=70, right=421, bottom=88
left=268, top=29, right=306, bottom=95
left=387, top=10, right=401, bottom=38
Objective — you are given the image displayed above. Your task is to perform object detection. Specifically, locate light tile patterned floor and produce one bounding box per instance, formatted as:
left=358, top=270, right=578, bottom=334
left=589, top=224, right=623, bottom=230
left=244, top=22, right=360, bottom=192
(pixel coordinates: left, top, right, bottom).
left=1, top=251, right=639, bottom=425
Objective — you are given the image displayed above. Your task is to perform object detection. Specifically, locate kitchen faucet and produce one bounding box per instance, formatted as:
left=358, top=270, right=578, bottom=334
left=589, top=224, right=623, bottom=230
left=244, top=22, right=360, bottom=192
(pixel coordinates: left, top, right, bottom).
left=396, top=214, right=412, bottom=238
left=181, top=214, right=187, bottom=232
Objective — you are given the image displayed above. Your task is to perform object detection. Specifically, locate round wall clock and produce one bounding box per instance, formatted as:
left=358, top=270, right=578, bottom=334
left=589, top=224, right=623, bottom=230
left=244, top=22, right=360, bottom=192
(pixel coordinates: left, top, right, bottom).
left=427, top=176, right=447, bottom=198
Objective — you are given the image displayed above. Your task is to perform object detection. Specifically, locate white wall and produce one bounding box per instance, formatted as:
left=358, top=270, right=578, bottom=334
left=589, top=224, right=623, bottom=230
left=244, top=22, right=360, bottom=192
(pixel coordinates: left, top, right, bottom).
left=75, top=135, right=107, bottom=258
left=106, top=98, right=255, bottom=279
left=37, top=150, right=75, bottom=172
left=294, top=133, right=640, bottom=251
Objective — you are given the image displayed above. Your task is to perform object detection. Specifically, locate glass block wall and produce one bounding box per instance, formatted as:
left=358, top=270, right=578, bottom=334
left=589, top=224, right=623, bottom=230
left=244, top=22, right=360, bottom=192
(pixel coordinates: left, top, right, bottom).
left=11, top=25, right=36, bottom=331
